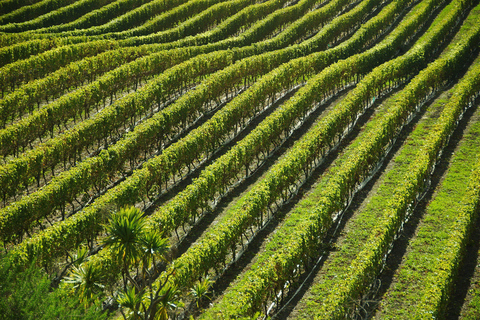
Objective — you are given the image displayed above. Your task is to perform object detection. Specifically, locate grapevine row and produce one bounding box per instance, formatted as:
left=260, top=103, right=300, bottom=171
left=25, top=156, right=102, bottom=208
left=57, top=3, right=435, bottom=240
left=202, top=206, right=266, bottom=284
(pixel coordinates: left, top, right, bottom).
left=139, top=0, right=458, bottom=312
left=0, top=0, right=364, bottom=240
left=197, top=0, right=479, bottom=316
left=375, top=54, right=480, bottom=320
left=0, top=40, right=118, bottom=95
left=290, top=6, right=480, bottom=318
left=33, top=0, right=154, bottom=34
left=0, top=0, right=77, bottom=25
left=0, top=0, right=118, bottom=33
left=78, top=0, right=411, bottom=284
left=0, top=46, right=151, bottom=127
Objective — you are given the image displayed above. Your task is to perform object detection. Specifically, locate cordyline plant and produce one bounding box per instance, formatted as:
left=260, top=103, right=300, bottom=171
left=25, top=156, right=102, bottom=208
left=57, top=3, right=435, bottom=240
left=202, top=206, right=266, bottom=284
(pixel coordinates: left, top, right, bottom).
left=103, top=206, right=182, bottom=320
left=64, top=206, right=182, bottom=319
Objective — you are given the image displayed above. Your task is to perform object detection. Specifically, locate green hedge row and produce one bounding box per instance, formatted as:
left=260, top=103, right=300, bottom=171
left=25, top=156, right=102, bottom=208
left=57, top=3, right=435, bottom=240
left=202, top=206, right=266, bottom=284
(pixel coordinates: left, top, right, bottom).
left=0, top=0, right=76, bottom=25
left=33, top=0, right=154, bottom=34
left=3, top=0, right=397, bottom=268
left=0, top=40, right=119, bottom=96
left=298, top=7, right=480, bottom=319
left=0, top=0, right=232, bottom=61
left=77, top=0, right=410, bottom=283
left=0, top=38, right=75, bottom=66
left=0, top=46, right=150, bottom=128
left=0, top=0, right=361, bottom=246
left=0, top=0, right=43, bottom=16
left=140, top=0, right=452, bottom=310
left=374, top=57, right=480, bottom=320
left=0, top=0, right=117, bottom=32
left=200, top=0, right=477, bottom=317
left=0, top=0, right=333, bottom=54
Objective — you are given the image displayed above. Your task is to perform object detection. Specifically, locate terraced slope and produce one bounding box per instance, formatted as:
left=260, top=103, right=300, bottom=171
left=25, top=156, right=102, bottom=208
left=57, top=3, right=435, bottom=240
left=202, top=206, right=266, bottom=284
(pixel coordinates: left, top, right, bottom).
left=1, top=0, right=480, bottom=318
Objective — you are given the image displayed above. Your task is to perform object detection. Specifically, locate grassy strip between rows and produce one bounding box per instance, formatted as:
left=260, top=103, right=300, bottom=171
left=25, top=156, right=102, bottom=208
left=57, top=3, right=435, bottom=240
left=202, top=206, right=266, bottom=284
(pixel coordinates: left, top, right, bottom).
left=296, top=9, right=480, bottom=320
left=134, top=0, right=463, bottom=314
left=75, top=0, right=424, bottom=286
left=460, top=245, right=480, bottom=319
left=374, top=58, right=480, bottom=320
left=200, top=0, right=479, bottom=317
left=0, top=0, right=379, bottom=248
left=293, top=15, right=480, bottom=320
left=82, top=0, right=401, bottom=281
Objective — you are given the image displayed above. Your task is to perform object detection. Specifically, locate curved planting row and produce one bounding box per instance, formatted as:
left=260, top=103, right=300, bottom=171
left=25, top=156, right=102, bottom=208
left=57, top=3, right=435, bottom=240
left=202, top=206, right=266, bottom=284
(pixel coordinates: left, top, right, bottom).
left=289, top=6, right=480, bottom=318
left=374, top=58, right=480, bottom=319
left=0, top=0, right=373, bottom=245
left=3, top=0, right=480, bottom=318
left=130, top=0, right=458, bottom=312
left=200, top=0, right=478, bottom=317
left=0, top=0, right=45, bottom=16
left=0, top=0, right=77, bottom=25
left=0, top=40, right=119, bottom=95
left=0, top=0, right=118, bottom=32
left=32, top=0, right=155, bottom=34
